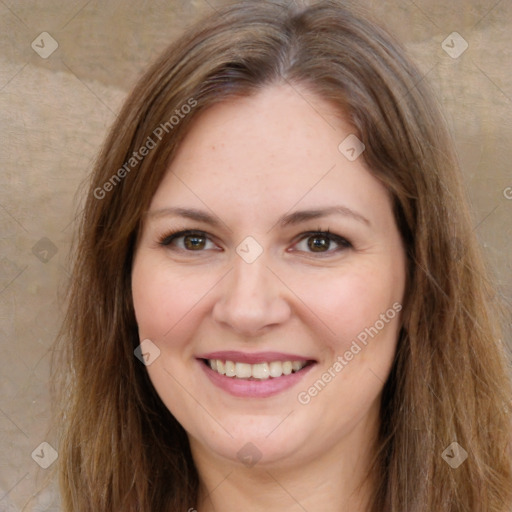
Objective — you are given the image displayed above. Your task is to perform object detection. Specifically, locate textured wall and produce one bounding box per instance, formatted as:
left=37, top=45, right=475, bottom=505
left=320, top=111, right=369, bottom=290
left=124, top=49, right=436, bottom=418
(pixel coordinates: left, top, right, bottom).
left=1, top=1, right=510, bottom=510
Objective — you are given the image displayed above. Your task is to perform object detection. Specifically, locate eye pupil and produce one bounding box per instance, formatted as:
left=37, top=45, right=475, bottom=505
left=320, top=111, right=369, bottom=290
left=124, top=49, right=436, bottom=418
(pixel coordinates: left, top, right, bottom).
left=184, top=234, right=206, bottom=250
left=308, top=235, right=329, bottom=252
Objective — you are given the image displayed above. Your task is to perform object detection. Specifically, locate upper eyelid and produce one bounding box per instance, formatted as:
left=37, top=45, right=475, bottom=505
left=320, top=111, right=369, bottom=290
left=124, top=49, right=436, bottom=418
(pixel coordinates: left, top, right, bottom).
left=159, top=229, right=216, bottom=246
left=292, top=232, right=352, bottom=252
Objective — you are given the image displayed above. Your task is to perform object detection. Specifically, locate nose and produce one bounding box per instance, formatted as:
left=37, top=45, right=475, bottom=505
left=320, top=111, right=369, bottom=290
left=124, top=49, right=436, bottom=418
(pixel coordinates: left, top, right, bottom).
left=212, top=253, right=291, bottom=337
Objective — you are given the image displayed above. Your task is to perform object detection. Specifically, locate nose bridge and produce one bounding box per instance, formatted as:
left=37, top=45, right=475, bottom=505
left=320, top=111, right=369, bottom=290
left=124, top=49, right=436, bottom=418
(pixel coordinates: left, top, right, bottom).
left=228, top=252, right=272, bottom=307
left=212, top=248, right=290, bottom=334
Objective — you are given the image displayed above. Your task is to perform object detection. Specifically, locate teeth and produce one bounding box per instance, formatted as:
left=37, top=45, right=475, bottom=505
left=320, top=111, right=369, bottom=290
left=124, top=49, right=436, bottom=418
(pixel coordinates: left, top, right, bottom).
left=291, top=361, right=303, bottom=371
left=216, top=360, right=225, bottom=375
left=252, top=363, right=270, bottom=379
left=207, top=359, right=308, bottom=379
left=235, top=362, right=252, bottom=379
left=269, top=361, right=283, bottom=377
left=225, top=360, right=236, bottom=377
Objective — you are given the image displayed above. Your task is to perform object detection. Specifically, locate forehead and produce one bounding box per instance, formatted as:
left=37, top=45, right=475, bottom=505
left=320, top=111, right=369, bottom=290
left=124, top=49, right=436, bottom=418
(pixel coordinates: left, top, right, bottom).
left=170, top=84, right=346, bottom=179
left=149, top=84, right=390, bottom=226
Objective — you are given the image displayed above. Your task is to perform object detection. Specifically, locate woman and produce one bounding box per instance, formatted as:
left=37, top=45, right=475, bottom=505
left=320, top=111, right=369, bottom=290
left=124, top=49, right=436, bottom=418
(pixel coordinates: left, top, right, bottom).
left=51, top=1, right=512, bottom=510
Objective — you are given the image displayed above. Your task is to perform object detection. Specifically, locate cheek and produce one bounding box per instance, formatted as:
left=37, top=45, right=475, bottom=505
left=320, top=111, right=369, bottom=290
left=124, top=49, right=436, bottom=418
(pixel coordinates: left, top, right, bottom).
left=295, top=265, right=404, bottom=422
left=131, top=256, right=213, bottom=421
left=292, top=262, right=404, bottom=350
left=131, top=255, right=217, bottom=345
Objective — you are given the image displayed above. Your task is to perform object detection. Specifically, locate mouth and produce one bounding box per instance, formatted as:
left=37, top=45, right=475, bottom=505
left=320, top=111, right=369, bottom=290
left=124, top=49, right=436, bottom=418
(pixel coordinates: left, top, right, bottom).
left=196, top=351, right=317, bottom=398
left=201, top=358, right=313, bottom=380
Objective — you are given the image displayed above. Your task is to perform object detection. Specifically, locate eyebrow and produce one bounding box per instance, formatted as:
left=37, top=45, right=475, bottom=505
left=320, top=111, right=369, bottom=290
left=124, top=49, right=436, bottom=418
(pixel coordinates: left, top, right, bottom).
left=147, top=207, right=224, bottom=227
left=278, top=206, right=370, bottom=228
left=147, top=205, right=371, bottom=228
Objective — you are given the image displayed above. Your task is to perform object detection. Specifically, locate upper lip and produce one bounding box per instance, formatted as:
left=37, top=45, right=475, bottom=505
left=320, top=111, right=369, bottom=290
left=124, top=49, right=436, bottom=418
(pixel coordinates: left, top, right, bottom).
left=197, top=351, right=316, bottom=365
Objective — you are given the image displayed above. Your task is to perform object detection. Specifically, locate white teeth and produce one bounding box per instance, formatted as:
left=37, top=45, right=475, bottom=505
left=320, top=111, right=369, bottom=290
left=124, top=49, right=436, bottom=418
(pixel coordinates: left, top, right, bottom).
left=291, top=361, right=303, bottom=371
left=207, top=359, right=308, bottom=379
left=269, top=361, right=283, bottom=377
left=252, top=363, right=270, bottom=380
left=216, top=360, right=225, bottom=375
left=235, top=362, right=252, bottom=379
left=225, top=360, right=236, bottom=377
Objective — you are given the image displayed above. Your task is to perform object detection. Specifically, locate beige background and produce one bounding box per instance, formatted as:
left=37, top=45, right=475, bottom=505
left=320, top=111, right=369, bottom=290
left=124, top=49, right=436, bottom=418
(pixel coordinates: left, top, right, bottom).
left=0, top=0, right=511, bottom=510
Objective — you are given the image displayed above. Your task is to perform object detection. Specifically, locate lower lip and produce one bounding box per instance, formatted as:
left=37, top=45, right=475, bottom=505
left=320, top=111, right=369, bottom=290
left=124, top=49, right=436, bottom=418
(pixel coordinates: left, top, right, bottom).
left=198, top=360, right=315, bottom=398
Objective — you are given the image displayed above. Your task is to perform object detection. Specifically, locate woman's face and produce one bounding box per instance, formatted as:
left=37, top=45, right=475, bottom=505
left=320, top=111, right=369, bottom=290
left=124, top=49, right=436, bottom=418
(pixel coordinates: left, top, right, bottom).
left=132, top=84, right=406, bottom=471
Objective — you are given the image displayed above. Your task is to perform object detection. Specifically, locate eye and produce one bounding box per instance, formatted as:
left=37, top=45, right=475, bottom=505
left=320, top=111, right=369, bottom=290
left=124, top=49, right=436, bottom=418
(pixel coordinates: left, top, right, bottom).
left=158, top=228, right=352, bottom=255
left=293, top=230, right=352, bottom=254
left=159, top=230, right=217, bottom=251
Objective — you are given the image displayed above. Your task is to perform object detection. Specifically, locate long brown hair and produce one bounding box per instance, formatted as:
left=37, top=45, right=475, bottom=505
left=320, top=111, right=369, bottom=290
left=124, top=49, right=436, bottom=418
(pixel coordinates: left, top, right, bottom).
left=51, top=1, right=512, bottom=510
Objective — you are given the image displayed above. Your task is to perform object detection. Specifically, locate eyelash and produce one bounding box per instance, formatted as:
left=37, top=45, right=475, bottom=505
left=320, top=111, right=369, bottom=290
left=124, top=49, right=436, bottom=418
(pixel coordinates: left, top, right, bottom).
left=157, top=227, right=352, bottom=256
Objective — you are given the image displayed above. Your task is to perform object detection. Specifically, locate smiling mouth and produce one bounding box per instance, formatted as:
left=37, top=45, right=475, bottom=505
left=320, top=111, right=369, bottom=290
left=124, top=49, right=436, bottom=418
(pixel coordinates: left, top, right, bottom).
left=202, top=358, right=314, bottom=380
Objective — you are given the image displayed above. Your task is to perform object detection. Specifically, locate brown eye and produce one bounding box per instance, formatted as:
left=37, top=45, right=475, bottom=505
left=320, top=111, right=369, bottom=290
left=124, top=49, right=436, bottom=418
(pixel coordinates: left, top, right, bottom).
left=183, top=234, right=207, bottom=250
left=307, top=234, right=331, bottom=252
left=294, top=231, right=352, bottom=255
left=159, top=230, right=216, bottom=251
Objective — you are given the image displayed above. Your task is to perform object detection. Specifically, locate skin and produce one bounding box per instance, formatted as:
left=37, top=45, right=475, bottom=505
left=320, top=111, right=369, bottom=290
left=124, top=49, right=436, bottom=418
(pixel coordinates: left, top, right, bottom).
left=131, top=83, right=407, bottom=511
